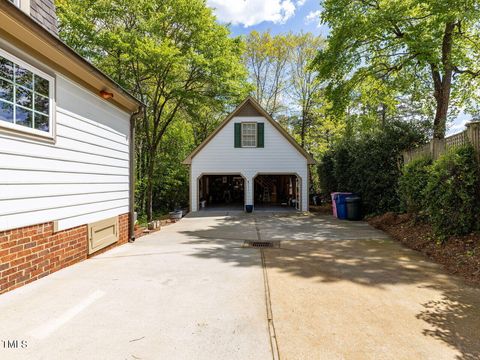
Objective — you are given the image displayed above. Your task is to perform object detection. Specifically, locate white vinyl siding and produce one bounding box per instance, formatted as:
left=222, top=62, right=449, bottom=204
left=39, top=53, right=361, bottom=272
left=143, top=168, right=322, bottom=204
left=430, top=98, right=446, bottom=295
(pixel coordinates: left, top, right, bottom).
left=0, top=75, right=131, bottom=232
left=241, top=122, right=257, bottom=147
left=191, top=116, right=308, bottom=211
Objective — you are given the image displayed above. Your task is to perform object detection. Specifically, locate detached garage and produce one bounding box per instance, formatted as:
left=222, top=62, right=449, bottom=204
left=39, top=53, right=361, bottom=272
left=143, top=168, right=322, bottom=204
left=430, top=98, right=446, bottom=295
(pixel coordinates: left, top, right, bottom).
left=183, top=97, right=316, bottom=212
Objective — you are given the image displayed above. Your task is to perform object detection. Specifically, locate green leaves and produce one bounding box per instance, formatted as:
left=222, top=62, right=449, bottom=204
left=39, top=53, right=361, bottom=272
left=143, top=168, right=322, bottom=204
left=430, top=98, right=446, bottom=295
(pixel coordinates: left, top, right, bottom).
left=424, top=145, right=479, bottom=238
left=244, top=30, right=295, bottom=117
left=398, top=156, right=433, bottom=214
left=398, top=144, right=480, bottom=239
left=314, top=0, right=480, bottom=136
left=57, top=0, right=250, bottom=219
left=318, top=121, right=428, bottom=215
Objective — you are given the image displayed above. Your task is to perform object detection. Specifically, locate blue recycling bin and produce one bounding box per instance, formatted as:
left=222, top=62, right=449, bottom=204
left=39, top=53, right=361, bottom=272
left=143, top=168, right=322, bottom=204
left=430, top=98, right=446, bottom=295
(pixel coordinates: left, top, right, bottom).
left=335, top=193, right=351, bottom=220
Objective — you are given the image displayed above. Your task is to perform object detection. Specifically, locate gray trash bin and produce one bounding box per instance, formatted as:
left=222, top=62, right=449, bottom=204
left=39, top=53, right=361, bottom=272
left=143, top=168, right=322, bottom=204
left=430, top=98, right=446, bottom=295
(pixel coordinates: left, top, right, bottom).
left=346, top=195, right=362, bottom=220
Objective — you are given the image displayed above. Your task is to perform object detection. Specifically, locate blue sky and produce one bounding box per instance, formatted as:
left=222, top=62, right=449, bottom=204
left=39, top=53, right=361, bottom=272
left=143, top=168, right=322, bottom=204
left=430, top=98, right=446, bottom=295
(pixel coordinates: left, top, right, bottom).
left=206, top=0, right=328, bottom=37
left=206, top=0, right=469, bottom=135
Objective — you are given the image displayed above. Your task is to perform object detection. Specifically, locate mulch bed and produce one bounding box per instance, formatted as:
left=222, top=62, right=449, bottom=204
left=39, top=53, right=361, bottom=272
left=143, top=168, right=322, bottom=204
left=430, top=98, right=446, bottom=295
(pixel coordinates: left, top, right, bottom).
left=368, top=212, right=480, bottom=286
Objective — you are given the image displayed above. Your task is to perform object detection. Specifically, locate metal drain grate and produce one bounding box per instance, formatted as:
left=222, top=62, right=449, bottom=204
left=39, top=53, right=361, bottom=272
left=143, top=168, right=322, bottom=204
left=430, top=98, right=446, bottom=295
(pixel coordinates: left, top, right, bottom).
left=243, top=240, right=280, bottom=248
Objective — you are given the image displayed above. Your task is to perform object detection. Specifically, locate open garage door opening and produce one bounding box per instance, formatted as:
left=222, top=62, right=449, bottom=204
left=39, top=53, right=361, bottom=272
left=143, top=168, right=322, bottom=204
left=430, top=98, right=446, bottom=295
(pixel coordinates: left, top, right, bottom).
left=198, top=175, right=245, bottom=211
left=254, top=174, right=300, bottom=211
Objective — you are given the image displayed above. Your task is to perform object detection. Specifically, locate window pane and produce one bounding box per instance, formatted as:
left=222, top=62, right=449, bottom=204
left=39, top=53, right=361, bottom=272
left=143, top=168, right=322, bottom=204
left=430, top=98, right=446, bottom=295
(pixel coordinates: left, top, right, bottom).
left=0, top=100, right=14, bottom=123
left=34, top=113, right=49, bottom=132
left=15, top=106, right=33, bottom=128
left=241, top=123, right=256, bottom=147
left=16, top=87, right=33, bottom=108
left=34, top=75, right=49, bottom=97
left=0, top=53, right=53, bottom=135
left=35, top=94, right=49, bottom=114
left=15, top=65, right=33, bottom=89
left=0, top=79, right=13, bottom=102
left=0, top=57, right=14, bottom=81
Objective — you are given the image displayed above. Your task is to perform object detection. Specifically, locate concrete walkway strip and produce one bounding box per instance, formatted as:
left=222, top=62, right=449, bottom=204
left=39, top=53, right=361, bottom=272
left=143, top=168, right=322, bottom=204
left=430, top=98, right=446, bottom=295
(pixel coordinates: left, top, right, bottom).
left=28, top=290, right=105, bottom=340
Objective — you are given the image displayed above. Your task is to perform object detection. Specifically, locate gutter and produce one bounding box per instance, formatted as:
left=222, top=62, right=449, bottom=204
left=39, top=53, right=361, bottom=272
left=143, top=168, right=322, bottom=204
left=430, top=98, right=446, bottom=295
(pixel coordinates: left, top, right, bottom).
left=128, top=106, right=144, bottom=242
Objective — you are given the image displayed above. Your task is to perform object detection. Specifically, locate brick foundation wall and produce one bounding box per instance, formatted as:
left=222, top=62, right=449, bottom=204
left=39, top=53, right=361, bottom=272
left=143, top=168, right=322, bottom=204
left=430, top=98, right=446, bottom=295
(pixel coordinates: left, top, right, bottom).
left=0, top=213, right=129, bottom=294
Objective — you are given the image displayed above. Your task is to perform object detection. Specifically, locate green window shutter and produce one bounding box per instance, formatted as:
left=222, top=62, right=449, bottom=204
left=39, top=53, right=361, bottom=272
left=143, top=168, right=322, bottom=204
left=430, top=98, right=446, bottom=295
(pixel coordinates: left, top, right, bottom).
left=234, top=123, right=241, bottom=148
left=257, top=123, right=264, bottom=148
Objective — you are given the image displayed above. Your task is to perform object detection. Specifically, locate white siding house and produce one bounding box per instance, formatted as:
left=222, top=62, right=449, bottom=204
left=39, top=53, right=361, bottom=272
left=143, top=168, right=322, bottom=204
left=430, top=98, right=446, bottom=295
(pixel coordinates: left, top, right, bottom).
left=184, top=97, right=316, bottom=212
left=0, top=75, right=131, bottom=231
left=0, top=0, right=142, bottom=293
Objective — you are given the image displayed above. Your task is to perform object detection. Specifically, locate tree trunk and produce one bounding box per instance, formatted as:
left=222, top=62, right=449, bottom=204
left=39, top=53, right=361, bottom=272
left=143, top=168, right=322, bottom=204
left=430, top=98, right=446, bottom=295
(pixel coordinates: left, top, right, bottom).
left=433, top=83, right=451, bottom=139
left=380, top=103, right=387, bottom=128
left=431, top=21, right=455, bottom=140
left=300, top=115, right=306, bottom=147
left=145, top=149, right=156, bottom=222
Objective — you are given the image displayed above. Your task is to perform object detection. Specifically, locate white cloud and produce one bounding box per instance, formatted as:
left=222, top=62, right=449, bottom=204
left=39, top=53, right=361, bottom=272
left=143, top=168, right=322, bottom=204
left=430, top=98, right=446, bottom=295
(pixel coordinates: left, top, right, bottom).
left=207, top=0, right=297, bottom=27
left=305, top=9, right=321, bottom=26
left=296, top=0, right=307, bottom=6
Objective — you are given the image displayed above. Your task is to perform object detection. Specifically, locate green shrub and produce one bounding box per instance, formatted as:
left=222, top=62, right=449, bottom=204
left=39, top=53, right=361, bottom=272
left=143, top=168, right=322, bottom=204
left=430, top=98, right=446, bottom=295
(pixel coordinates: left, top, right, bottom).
left=398, top=156, right=432, bottom=214
left=332, top=141, right=355, bottom=192
left=347, top=130, right=404, bottom=215
left=317, top=120, right=427, bottom=215
left=318, top=151, right=337, bottom=197
left=424, top=145, right=479, bottom=238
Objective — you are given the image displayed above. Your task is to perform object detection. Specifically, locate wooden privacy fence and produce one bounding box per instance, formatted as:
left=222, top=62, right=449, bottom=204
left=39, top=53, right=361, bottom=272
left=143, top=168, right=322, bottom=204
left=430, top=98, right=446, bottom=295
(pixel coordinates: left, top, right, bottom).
left=403, top=121, right=480, bottom=164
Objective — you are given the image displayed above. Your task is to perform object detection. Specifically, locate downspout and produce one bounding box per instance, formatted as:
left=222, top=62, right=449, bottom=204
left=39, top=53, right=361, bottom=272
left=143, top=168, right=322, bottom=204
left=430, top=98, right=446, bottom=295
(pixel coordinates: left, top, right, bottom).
left=129, top=106, right=144, bottom=243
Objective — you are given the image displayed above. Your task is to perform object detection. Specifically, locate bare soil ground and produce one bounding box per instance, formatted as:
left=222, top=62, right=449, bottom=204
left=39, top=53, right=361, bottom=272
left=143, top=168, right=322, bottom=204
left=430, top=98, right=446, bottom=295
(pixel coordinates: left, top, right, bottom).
left=368, top=212, right=480, bottom=286
left=134, top=217, right=177, bottom=239
left=309, top=203, right=333, bottom=215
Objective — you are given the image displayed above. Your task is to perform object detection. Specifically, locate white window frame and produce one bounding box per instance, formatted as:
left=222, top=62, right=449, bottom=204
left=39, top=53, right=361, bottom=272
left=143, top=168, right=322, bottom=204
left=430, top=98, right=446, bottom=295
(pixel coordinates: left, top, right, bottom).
left=0, top=47, right=55, bottom=139
left=9, top=0, right=31, bottom=15
left=241, top=122, right=257, bottom=148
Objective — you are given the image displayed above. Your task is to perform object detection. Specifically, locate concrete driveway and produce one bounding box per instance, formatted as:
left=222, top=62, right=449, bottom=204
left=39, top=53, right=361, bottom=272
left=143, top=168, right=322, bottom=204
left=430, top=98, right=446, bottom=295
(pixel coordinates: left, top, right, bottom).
left=0, top=212, right=479, bottom=360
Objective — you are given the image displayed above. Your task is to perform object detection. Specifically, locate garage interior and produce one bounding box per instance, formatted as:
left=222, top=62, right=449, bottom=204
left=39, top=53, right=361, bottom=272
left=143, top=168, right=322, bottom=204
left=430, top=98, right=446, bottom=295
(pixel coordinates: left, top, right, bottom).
left=254, top=175, right=300, bottom=210
left=198, top=175, right=245, bottom=210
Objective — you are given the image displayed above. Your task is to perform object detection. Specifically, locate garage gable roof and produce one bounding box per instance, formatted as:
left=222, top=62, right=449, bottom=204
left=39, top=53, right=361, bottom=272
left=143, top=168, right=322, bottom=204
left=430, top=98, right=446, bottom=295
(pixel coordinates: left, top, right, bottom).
left=183, top=96, right=316, bottom=165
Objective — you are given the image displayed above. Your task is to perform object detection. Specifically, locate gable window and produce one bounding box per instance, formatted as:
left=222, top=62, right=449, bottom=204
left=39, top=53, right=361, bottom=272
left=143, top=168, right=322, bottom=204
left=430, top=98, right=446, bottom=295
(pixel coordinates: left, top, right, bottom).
left=241, top=123, right=257, bottom=147
left=0, top=48, right=54, bottom=138
left=234, top=122, right=264, bottom=148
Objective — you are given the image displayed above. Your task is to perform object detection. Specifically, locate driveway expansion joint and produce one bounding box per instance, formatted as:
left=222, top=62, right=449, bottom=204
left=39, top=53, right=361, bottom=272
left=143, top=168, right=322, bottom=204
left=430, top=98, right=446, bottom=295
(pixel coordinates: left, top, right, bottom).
left=255, top=217, right=281, bottom=360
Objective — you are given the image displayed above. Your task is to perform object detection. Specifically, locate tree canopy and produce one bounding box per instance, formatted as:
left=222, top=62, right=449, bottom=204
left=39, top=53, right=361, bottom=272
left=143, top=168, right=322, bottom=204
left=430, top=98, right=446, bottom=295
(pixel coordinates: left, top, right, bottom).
left=314, top=0, right=480, bottom=139
left=57, top=0, right=249, bottom=220
left=55, top=0, right=478, bottom=216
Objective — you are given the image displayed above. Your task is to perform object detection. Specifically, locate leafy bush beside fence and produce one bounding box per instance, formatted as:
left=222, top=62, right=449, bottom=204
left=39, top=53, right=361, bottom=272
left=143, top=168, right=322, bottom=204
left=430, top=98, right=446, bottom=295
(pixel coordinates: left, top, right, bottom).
left=397, top=144, right=480, bottom=239
left=318, top=119, right=480, bottom=239
left=398, top=156, right=432, bottom=215
left=424, top=145, right=479, bottom=238
left=318, top=121, right=427, bottom=215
